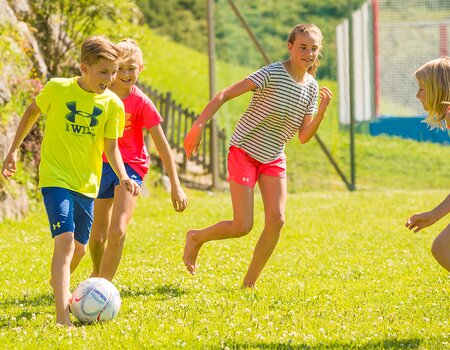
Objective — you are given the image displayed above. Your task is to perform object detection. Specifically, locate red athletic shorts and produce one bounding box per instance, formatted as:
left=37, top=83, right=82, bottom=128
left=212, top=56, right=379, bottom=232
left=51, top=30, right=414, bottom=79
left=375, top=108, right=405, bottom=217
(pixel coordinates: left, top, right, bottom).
left=227, top=146, right=286, bottom=187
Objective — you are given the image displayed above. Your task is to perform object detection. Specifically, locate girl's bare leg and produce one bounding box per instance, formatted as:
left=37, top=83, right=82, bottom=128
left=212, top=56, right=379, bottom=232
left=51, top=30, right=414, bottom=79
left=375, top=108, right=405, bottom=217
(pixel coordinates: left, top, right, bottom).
left=243, top=174, right=287, bottom=288
left=98, top=185, right=138, bottom=281
left=183, top=181, right=255, bottom=274
left=52, top=232, right=75, bottom=328
left=89, top=198, right=113, bottom=277
left=70, top=241, right=87, bottom=274
left=432, top=224, right=450, bottom=271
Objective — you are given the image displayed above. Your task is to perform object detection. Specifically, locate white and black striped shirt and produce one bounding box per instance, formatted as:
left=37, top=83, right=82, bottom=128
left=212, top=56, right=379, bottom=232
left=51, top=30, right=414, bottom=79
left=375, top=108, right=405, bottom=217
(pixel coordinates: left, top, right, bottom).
left=229, top=61, right=318, bottom=163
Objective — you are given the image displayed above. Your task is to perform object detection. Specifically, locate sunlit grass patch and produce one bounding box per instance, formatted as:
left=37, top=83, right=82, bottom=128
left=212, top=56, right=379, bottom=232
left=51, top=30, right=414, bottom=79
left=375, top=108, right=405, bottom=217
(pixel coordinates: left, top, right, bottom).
left=1, top=187, right=450, bottom=348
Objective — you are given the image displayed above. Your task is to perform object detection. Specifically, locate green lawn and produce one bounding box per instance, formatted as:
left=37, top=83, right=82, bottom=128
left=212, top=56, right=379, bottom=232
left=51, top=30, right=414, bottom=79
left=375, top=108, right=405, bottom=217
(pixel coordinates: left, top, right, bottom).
left=1, top=14, right=449, bottom=350
left=1, top=186, right=449, bottom=349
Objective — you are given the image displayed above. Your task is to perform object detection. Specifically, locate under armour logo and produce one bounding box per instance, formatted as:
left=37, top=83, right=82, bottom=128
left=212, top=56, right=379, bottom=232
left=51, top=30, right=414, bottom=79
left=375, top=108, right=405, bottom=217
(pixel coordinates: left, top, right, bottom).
left=52, top=222, right=61, bottom=230
left=65, top=102, right=102, bottom=127
left=242, top=177, right=250, bottom=182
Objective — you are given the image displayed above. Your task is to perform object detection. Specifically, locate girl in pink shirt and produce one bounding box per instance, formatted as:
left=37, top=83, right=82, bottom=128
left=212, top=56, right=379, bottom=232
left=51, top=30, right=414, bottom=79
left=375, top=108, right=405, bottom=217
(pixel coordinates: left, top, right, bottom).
left=89, top=39, right=188, bottom=281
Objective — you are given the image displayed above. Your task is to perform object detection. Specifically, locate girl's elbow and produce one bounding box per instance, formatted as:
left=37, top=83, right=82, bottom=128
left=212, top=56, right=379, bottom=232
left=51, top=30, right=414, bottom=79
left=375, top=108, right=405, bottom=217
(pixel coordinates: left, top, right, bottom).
left=216, top=88, right=236, bottom=104
left=214, top=92, right=227, bottom=105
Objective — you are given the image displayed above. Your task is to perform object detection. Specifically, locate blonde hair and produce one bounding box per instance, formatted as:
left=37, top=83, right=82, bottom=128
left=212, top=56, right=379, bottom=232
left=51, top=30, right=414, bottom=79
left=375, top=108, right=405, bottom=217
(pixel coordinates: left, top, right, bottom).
left=287, top=23, right=323, bottom=77
left=117, top=38, right=144, bottom=67
left=80, top=36, right=120, bottom=65
left=415, top=56, right=450, bottom=129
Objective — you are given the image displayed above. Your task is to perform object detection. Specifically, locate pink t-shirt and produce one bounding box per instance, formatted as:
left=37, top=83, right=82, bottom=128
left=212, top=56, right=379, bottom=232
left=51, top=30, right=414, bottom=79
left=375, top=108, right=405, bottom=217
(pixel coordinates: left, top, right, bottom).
left=103, top=85, right=163, bottom=178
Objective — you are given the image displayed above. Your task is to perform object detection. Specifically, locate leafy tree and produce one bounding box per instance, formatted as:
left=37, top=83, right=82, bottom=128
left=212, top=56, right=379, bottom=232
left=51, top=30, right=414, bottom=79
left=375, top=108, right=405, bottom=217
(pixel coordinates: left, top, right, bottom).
left=28, top=0, right=138, bottom=77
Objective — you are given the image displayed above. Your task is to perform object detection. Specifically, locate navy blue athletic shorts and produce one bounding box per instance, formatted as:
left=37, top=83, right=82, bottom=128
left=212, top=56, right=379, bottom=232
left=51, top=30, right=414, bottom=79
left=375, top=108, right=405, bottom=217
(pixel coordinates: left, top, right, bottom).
left=97, top=162, right=143, bottom=199
left=41, top=187, right=94, bottom=244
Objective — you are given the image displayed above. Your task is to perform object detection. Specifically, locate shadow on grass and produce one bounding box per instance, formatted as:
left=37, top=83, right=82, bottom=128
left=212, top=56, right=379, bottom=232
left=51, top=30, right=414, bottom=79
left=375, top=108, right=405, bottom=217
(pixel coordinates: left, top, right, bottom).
left=120, top=283, right=188, bottom=300
left=0, top=293, right=54, bottom=329
left=0, top=292, right=53, bottom=308
left=218, top=338, right=421, bottom=349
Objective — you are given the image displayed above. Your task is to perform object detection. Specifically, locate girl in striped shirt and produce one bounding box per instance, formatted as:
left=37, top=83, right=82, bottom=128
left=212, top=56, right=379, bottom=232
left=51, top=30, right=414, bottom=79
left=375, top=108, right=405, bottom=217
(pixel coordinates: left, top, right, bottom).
left=406, top=56, right=450, bottom=271
left=183, top=23, right=333, bottom=287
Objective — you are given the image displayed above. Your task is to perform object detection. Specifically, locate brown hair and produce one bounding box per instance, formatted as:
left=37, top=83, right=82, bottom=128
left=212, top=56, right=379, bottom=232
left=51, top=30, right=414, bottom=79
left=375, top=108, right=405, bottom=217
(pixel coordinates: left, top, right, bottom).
left=287, top=23, right=323, bottom=77
left=80, top=36, right=120, bottom=66
left=415, top=56, right=450, bottom=128
left=117, top=38, right=144, bottom=67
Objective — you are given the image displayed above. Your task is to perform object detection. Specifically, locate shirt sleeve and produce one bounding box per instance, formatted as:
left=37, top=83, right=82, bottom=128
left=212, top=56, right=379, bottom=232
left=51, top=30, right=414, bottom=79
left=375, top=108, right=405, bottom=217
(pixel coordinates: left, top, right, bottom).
left=104, top=99, right=125, bottom=139
left=35, top=79, right=55, bottom=114
left=246, top=65, right=271, bottom=92
left=142, top=97, right=163, bottom=129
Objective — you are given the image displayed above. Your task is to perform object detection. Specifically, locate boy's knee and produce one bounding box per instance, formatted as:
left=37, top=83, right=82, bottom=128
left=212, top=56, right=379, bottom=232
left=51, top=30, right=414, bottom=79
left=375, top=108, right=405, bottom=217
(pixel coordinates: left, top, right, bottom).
left=54, top=232, right=75, bottom=252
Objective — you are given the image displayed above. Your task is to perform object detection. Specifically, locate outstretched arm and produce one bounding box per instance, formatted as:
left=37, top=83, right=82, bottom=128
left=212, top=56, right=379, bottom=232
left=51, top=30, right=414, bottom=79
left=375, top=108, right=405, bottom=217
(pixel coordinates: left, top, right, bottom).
left=150, top=124, right=188, bottom=212
left=298, top=87, right=333, bottom=144
left=184, top=78, right=257, bottom=159
left=407, top=105, right=450, bottom=233
left=2, top=100, right=41, bottom=179
left=104, top=138, right=140, bottom=196
left=406, top=194, right=450, bottom=233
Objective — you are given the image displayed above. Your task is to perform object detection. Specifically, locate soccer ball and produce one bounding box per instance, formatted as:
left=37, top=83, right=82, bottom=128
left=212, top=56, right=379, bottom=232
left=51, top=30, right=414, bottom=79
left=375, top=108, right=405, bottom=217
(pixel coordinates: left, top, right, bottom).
left=70, top=277, right=121, bottom=323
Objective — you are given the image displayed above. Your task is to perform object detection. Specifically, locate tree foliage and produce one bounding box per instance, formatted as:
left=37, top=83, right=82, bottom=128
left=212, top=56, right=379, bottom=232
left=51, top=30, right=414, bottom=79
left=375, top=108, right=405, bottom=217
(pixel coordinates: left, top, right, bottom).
left=134, top=0, right=366, bottom=80
left=28, top=0, right=139, bottom=77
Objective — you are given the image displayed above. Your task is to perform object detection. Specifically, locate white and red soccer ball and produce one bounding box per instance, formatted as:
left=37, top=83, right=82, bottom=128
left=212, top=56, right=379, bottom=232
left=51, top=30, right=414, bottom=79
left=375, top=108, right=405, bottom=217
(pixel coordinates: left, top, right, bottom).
left=70, top=277, right=121, bottom=323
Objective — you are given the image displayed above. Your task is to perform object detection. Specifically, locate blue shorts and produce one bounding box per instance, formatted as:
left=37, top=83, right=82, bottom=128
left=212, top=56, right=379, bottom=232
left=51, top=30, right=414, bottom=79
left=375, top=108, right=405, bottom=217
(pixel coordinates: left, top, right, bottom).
left=97, top=162, right=143, bottom=199
left=41, top=187, right=94, bottom=244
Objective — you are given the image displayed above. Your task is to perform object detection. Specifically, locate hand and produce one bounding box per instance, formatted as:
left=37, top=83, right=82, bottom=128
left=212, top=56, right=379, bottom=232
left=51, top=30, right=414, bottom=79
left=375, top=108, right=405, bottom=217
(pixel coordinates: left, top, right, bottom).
left=171, top=185, right=188, bottom=212
left=1, top=152, right=18, bottom=180
left=120, top=178, right=141, bottom=197
left=184, top=123, right=203, bottom=160
left=406, top=211, right=438, bottom=233
left=318, top=86, right=333, bottom=115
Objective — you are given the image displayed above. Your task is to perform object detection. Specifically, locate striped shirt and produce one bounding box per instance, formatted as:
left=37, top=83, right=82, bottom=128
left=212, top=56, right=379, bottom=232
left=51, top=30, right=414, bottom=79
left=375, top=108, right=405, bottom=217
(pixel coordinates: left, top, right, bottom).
left=229, top=61, right=318, bottom=163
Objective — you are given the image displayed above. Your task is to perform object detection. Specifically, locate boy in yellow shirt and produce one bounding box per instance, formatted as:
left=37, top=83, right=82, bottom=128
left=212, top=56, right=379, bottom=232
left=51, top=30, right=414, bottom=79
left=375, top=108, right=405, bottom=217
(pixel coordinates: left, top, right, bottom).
left=1, top=36, right=140, bottom=328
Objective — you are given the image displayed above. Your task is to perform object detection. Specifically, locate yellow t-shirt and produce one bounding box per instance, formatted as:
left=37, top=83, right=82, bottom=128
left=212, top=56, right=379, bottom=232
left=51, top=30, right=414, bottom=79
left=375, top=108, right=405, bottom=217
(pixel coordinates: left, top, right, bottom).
left=35, top=77, right=125, bottom=197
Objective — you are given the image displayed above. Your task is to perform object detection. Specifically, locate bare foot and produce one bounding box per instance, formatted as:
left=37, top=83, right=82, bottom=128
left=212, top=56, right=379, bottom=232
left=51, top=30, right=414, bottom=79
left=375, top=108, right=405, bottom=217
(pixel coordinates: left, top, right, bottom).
left=183, top=230, right=202, bottom=275
left=241, top=282, right=256, bottom=289
left=56, top=317, right=75, bottom=329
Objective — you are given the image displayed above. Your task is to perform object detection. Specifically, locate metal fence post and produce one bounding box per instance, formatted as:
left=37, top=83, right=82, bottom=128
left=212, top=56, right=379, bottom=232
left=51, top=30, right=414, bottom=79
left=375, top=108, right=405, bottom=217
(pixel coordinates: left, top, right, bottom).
left=207, top=0, right=220, bottom=189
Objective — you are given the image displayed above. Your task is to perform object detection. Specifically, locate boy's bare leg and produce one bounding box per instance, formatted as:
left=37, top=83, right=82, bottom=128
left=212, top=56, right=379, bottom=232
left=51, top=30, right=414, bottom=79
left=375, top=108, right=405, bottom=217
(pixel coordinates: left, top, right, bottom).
left=183, top=181, right=255, bottom=274
left=51, top=232, right=75, bottom=328
left=89, top=198, right=113, bottom=277
left=432, top=224, right=450, bottom=272
left=98, top=186, right=138, bottom=281
left=243, top=175, right=286, bottom=288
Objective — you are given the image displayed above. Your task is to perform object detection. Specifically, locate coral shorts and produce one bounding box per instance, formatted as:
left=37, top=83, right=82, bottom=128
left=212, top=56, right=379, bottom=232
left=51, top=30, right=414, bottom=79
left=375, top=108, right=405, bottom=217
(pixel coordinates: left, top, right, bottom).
left=227, top=146, right=286, bottom=188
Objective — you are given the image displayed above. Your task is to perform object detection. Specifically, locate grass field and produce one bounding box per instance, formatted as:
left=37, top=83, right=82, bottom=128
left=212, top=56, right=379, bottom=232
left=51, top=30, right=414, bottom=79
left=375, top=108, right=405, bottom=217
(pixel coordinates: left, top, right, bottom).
left=1, top=13, right=449, bottom=350
left=1, top=186, right=450, bottom=349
